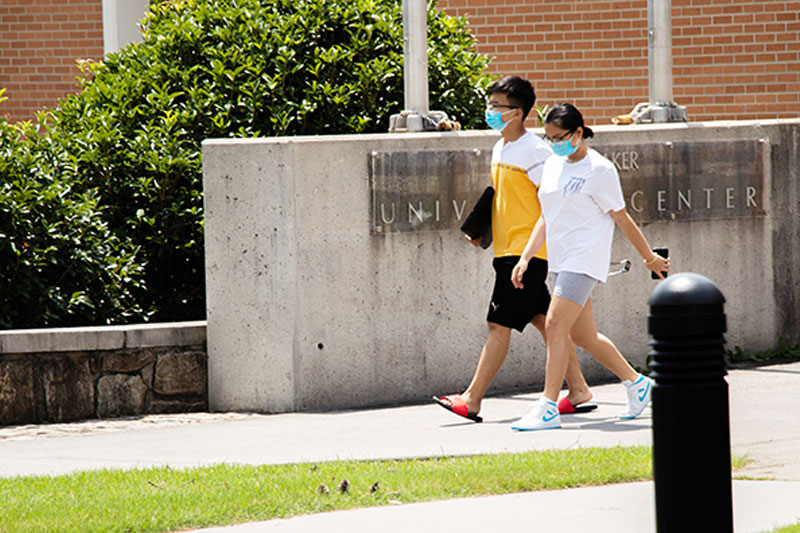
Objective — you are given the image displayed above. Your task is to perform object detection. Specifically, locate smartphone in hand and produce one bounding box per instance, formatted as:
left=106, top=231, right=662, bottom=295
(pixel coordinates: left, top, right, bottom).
left=651, top=247, right=669, bottom=280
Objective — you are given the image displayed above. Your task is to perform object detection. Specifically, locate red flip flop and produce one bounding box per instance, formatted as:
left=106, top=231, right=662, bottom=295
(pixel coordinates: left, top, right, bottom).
left=432, top=394, right=483, bottom=423
left=558, top=397, right=598, bottom=414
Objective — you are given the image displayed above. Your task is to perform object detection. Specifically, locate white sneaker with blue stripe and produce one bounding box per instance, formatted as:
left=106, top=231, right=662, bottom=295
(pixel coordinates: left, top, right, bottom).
left=511, top=397, right=562, bottom=431
left=620, top=374, right=653, bottom=419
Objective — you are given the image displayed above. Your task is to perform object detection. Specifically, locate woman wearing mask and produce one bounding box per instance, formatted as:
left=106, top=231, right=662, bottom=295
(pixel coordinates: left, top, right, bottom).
left=510, top=103, right=670, bottom=431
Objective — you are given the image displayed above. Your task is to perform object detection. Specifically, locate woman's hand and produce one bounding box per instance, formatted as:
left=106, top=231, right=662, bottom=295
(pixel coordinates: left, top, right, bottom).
left=644, top=254, right=670, bottom=279
left=511, top=259, right=529, bottom=289
left=511, top=216, right=545, bottom=289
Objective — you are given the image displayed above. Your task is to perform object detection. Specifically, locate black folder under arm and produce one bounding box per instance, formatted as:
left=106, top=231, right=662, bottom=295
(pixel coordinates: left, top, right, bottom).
left=460, top=186, right=494, bottom=250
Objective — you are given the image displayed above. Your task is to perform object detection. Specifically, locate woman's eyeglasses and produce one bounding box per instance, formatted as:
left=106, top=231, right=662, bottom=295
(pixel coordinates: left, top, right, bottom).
left=545, top=130, right=575, bottom=143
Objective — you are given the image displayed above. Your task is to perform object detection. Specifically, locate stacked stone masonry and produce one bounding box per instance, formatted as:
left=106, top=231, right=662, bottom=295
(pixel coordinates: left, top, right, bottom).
left=0, top=322, right=207, bottom=426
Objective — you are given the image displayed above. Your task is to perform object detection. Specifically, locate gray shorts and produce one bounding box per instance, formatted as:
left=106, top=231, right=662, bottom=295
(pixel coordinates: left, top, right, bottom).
left=550, top=271, right=598, bottom=307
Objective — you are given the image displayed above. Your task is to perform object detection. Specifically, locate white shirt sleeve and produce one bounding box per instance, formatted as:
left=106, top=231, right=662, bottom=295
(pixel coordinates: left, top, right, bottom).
left=525, top=147, right=553, bottom=186
left=591, top=165, right=626, bottom=213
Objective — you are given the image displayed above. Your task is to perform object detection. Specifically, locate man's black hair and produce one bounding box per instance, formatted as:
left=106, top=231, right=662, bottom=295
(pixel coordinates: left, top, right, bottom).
left=488, top=75, right=536, bottom=120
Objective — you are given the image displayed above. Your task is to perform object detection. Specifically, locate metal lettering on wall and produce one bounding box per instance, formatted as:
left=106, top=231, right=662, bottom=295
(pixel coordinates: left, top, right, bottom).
left=594, top=139, right=767, bottom=223
left=369, top=149, right=490, bottom=234
left=369, top=140, right=767, bottom=234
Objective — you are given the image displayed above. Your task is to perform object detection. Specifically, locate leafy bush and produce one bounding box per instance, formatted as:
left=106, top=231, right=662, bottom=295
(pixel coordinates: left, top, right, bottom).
left=1, top=0, right=492, bottom=326
left=0, top=117, right=146, bottom=328
left=726, top=337, right=800, bottom=366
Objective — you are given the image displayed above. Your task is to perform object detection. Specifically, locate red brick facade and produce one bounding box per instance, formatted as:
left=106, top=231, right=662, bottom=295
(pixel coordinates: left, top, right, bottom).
left=0, top=0, right=104, bottom=123
left=437, top=0, right=800, bottom=124
left=1, top=0, right=798, bottom=125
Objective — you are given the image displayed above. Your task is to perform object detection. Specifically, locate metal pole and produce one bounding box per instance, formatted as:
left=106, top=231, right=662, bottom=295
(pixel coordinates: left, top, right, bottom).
left=649, top=0, right=673, bottom=108
left=403, top=0, right=429, bottom=119
left=389, top=0, right=449, bottom=132
left=626, top=0, right=687, bottom=123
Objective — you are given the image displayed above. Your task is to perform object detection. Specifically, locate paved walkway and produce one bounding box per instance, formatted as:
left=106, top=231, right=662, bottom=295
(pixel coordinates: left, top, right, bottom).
left=1, top=361, right=799, bottom=532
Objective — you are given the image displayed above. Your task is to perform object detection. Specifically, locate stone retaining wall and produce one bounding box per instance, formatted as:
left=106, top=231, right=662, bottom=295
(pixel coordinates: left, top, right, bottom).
left=0, top=322, right=207, bottom=426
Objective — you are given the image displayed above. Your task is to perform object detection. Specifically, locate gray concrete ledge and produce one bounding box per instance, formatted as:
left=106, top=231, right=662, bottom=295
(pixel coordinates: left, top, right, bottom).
left=0, top=321, right=207, bottom=354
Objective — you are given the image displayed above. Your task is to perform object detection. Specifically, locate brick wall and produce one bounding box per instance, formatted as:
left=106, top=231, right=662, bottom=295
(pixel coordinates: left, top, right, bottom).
left=437, top=0, right=800, bottom=125
left=1, top=0, right=798, bottom=125
left=0, top=0, right=104, bottom=123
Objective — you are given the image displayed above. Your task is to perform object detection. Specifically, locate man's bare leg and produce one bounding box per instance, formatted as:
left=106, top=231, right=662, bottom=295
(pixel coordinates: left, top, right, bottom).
left=456, top=322, right=512, bottom=415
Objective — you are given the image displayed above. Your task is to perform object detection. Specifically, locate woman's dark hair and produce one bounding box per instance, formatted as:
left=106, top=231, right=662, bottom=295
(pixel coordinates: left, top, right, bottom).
left=488, top=75, right=536, bottom=120
left=544, top=103, right=594, bottom=138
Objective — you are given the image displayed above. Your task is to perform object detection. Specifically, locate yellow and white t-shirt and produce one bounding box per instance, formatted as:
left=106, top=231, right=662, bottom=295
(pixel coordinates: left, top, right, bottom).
left=490, top=131, right=552, bottom=260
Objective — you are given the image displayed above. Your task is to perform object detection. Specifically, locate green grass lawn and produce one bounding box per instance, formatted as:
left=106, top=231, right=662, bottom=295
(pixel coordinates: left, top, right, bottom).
left=0, top=446, right=759, bottom=532
left=1, top=446, right=654, bottom=532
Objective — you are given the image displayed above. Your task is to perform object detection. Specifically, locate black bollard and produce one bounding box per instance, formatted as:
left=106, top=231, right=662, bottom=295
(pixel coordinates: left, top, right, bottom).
left=648, top=272, right=733, bottom=532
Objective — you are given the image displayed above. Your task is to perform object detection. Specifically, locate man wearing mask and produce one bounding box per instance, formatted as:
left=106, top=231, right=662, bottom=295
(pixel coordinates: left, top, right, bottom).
left=434, top=76, right=595, bottom=423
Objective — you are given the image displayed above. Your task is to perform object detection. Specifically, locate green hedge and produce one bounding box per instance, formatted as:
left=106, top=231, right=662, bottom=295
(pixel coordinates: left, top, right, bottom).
left=0, top=0, right=492, bottom=327
left=0, top=116, right=146, bottom=328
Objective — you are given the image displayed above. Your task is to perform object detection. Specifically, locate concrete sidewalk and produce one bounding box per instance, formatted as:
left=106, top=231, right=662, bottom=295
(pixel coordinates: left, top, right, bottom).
left=192, top=481, right=800, bottom=533
left=1, top=362, right=799, bottom=532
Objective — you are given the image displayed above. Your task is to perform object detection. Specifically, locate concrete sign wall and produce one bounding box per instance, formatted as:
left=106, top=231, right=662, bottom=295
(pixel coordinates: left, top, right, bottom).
left=203, top=120, right=800, bottom=413
left=595, top=140, right=767, bottom=223
left=370, top=149, right=489, bottom=234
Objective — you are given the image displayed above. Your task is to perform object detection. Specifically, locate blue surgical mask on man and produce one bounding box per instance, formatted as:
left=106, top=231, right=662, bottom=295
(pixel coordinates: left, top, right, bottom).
left=485, top=109, right=511, bottom=132
left=550, top=135, right=578, bottom=157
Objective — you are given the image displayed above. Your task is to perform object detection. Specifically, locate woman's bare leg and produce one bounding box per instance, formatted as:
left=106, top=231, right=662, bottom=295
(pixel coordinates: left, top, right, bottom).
left=569, top=298, right=639, bottom=383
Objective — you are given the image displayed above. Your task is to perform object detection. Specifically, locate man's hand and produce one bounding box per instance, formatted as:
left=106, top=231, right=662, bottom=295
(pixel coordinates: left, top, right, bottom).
left=465, top=234, right=482, bottom=247
left=511, top=259, right=528, bottom=289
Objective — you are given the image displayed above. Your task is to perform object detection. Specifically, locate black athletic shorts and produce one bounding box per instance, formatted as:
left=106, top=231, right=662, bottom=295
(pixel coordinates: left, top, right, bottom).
left=487, top=256, right=551, bottom=332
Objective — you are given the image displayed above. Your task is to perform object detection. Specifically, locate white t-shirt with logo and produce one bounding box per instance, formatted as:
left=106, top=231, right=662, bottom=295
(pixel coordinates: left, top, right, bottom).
left=537, top=148, right=626, bottom=282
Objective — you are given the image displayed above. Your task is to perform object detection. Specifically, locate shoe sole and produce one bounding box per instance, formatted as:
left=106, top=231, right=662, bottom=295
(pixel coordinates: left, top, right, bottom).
left=511, top=423, right=562, bottom=431
left=619, top=399, right=651, bottom=420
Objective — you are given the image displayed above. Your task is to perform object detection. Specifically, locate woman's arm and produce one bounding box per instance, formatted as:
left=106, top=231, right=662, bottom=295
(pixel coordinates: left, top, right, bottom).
left=610, top=208, right=670, bottom=279
left=511, top=215, right=546, bottom=289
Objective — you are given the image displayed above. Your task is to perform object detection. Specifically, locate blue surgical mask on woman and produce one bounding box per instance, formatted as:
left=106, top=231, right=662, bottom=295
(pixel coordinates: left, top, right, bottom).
left=485, top=109, right=511, bottom=131
left=550, top=135, right=578, bottom=157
